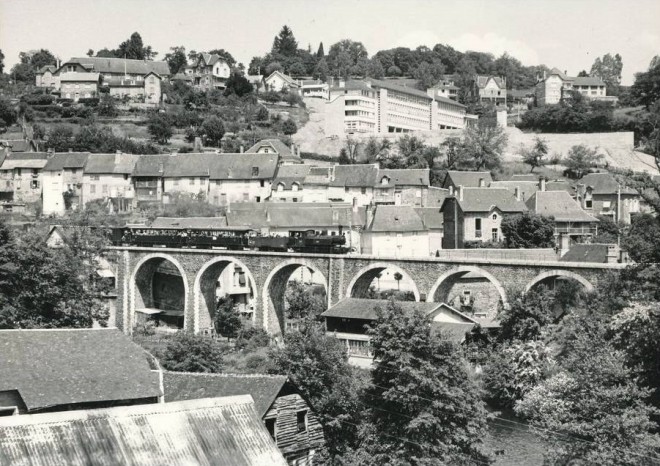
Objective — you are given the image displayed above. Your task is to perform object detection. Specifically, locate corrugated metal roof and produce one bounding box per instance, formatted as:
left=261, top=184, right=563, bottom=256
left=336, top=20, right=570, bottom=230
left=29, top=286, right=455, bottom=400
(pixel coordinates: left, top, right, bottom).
left=0, top=328, right=161, bottom=411
left=322, top=298, right=442, bottom=320
left=0, top=395, right=287, bottom=466
left=163, top=372, right=287, bottom=417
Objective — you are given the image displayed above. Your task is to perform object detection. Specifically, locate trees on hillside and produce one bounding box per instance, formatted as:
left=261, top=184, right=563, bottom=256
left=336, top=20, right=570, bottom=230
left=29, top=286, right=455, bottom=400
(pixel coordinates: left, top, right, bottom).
left=563, top=144, right=604, bottom=178
left=521, top=137, right=549, bottom=172
left=147, top=114, right=174, bottom=144
left=590, top=53, right=623, bottom=96
left=164, top=46, right=187, bottom=74
left=95, top=32, right=156, bottom=60
left=224, top=72, right=253, bottom=97
left=161, top=333, right=225, bottom=373
left=200, top=116, right=225, bottom=147
left=0, top=49, right=5, bottom=74
left=10, top=49, right=57, bottom=83
left=630, top=61, right=660, bottom=109
left=501, top=212, right=555, bottom=249
left=0, top=98, right=17, bottom=127
left=461, top=123, right=508, bottom=171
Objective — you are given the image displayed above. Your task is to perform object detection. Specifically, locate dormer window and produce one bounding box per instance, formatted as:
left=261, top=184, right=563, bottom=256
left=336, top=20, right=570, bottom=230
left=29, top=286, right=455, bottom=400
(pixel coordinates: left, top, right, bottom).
left=277, top=183, right=285, bottom=192
left=292, top=182, right=299, bottom=192
left=381, top=176, right=390, bottom=185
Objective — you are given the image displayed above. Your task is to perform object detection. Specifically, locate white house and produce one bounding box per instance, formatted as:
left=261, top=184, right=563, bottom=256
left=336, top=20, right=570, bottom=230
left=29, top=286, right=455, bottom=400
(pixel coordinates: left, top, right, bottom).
left=265, top=71, right=300, bottom=92
left=82, top=152, right=139, bottom=212
left=42, top=152, right=89, bottom=215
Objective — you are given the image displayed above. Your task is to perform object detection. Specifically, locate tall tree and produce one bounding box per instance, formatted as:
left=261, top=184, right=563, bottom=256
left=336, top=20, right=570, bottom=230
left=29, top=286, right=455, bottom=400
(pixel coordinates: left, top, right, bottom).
left=564, top=144, right=604, bottom=178
left=313, top=58, right=329, bottom=82
left=521, top=136, right=549, bottom=172
left=361, top=300, right=492, bottom=464
left=0, top=49, right=4, bottom=74
left=461, top=123, right=508, bottom=170
left=328, top=40, right=369, bottom=78
left=164, top=46, right=187, bottom=74
left=208, top=49, right=236, bottom=67
left=11, top=49, right=56, bottom=82
left=116, top=32, right=155, bottom=60
left=630, top=62, right=660, bottom=109
left=590, top=53, right=623, bottom=96
left=316, top=42, right=325, bottom=58
left=501, top=212, right=556, bottom=250
left=271, top=26, right=298, bottom=57
left=413, top=60, right=445, bottom=90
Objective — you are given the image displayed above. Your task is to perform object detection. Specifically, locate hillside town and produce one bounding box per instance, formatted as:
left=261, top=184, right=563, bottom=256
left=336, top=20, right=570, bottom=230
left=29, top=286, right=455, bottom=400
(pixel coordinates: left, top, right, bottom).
left=2, top=1, right=660, bottom=465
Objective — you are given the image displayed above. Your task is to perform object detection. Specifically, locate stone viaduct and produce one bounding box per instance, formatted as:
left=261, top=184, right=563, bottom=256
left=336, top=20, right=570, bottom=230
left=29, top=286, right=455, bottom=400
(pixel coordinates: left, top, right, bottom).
left=111, top=246, right=626, bottom=337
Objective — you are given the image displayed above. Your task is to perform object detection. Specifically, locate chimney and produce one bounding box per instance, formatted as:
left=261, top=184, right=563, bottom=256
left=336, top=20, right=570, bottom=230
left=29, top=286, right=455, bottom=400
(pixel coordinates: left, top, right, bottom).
left=539, top=177, right=546, bottom=192
left=158, top=162, right=164, bottom=174
left=514, top=186, right=521, bottom=201
left=352, top=196, right=358, bottom=213
left=478, top=177, right=485, bottom=188
left=366, top=203, right=374, bottom=227
left=457, top=185, right=464, bottom=201
left=115, top=150, right=122, bottom=164
left=239, top=145, right=244, bottom=153
left=564, top=70, right=568, bottom=76
left=448, top=185, right=454, bottom=195
left=68, top=148, right=73, bottom=153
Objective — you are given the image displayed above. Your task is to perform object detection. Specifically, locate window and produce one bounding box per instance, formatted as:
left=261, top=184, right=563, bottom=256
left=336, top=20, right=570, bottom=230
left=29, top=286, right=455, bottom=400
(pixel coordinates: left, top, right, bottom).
left=361, top=187, right=367, bottom=194
left=189, top=177, right=195, bottom=185
left=102, top=184, right=108, bottom=194
left=277, top=183, right=284, bottom=192
left=297, top=411, right=308, bottom=433
left=585, top=198, right=593, bottom=209
left=256, top=196, right=261, bottom=203
left=260, top=180, right=265, bottom=188
left=31, top=180, right=39, bottom=189
left=293, top=198, right=298, bottom=202
left=603, top=201, right=611, bottom=209
left=90, top=175, right=100, bottom=181
left=492, top=228, right=498, bottom=242
left=492, top=213, right=497, bottom=221
left=200, top=178, right=206, bottom=185
left=173, top=178, right=179, bottom=186
left=292, top=183, right=299, bottom=192
left=16, top=168, right=22, bottom=177
left=265, top=418, right=277, bottom=440
left=124, top=174, right=129, bottom=180
left=475, top=218, right=482, bottom=237
left=345, top=187, right=349, bottom=193
left=252, top=167, right=259, bottom=177
left=90, top=185, right=96, bottom=194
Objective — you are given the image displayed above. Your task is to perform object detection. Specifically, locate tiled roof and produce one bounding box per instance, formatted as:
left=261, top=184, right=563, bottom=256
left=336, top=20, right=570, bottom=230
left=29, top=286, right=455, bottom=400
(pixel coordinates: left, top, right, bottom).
left=444, top=171, right=493, bottom=188
left=368, top=78, right=433, bottom=100
left=560, top=244, right=613, bottom=263
left=381, top=78, right=419, bottom=88
left=526, top=191, right=598, bottom=222
left=476, top=75, right=505, bottom=89
left=245, top=74, right=265, bottom=84
left=414, top=207, right=444, bottom=229
left=246, top=139, right=296, bottom=160
left=2, top=140, right=33, bottom=152
left=572, top=76, right=606, bottom=86
left=43, top=152, right=89, bottom=171
left=59, top=72, right=100, bottom=82
left=163, top=372, right=288, bottom=417
left=0, top=328, right=161, bottom=411
left=0, top=395, right=287, bottom=466
left=0, top=152, right=49, bottom=170
left=330, top=164, right=379, bottom=187
left=67, top=56, right=171, bottom=76
left=435, top=95, right=466, bottom=107
left=200, top=53, right=226, bottom=67
left=548, top=68, right=570, bottom=80
left=427, top=186, right=450, bottom=206
left=150, top=217, right=229, bottom=229
left=454, top=187, right=527, bottom=213
left=510, top=174, right=539, bottom=182
left=433, top=320, right=477, bottom=343
left=84, top=153, right=140, bottom=174
left=273, top=164, right=311, bottom=190
left=322, top=298, right=442, bottom=320
left=579, top=173, right=638, bottom=195
left=305, top=166, right=332, bottom=185
left=37, top=65, right=56, bottom=74
left=376, top=168, right=430, bottom=187
left=266, top=70, right=296, bottom=86
left=132, top=154, right=170, bottom=176
left=367, top=205, right=427, bottom=232
left=489, top=180, right=539, bottom=201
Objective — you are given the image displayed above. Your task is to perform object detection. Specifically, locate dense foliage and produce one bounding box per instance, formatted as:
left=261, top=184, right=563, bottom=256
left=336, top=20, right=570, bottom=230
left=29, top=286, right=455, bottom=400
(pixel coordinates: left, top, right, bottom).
left=161, top=333, right=226, bottom=373
left=501, top=212, right=555, bottom=249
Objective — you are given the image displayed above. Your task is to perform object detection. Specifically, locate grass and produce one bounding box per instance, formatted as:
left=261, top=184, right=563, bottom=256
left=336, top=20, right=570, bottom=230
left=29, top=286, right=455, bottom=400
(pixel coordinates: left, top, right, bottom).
left=263, top=102, right=310, bottom=128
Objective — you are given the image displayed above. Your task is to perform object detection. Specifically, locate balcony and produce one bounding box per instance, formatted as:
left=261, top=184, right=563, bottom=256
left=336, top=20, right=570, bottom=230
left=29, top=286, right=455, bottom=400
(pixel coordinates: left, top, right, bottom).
left=555, top=225, right=598, bottom=236
left=135, top=180, right=159, bottom=189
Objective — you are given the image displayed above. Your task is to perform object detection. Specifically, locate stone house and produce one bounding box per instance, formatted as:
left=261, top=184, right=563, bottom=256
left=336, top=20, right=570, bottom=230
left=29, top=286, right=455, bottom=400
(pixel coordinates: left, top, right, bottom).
left=104, top=71, right=163, bottom=104
left=56, top=56, right=170, bottom=83
left=41, top=152, right=89, bottom=215
left=83, top=152, right=140, bottom=212
left=0, top=328, right=160, bottom=416
left=59, top=72, right=100, bottom=101
left=575, top=172, right=641, bottom=224
left=271, top=164, right=312, bottom=202
left=131, top=154, right=169, bottom=205
left=0, top=152, right=49, bottom=204
left=442, top=170, right=493, bottom=191
left=373, top=168, right=430, bottom=206
left=246, top=139, right=303, bottom=165
left=322, top=298, right=478, bottom=365
left=360, top=204, right=443, bottom=258
left=535, top=68, right=611, bottom=106
left=163, top=372, right=324, bottom=465
left=0, top=396, right=287, bottom=466
left=35, top=65, right=58, bottom=88
left=441, top=186, right=527, bottom=248
left=265, top=70, right=300, bottom=92
left=190, top=53, right=232, bottom=90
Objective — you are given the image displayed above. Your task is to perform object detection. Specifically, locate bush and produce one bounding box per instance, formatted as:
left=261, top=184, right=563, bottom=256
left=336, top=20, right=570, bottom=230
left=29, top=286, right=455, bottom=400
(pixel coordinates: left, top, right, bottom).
left=282, top=119, right=298, bottom=136
left=147, top=113, right=173, bottom=144
left=200, top=116, right=225, bottom=147
left=260, top=91, right=282, bottom=104
left=161, top=333, right=226, bottom=373
left=236, top=327, right=271, bottom=351
left=22, top=94, right=55, bottom=105
left=78, top=97, right=100, bottom=107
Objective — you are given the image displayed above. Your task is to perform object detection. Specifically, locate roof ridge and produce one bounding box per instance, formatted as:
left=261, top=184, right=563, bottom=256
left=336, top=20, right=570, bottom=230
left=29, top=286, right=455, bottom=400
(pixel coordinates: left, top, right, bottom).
left=163, top=371, right=287, bottom=379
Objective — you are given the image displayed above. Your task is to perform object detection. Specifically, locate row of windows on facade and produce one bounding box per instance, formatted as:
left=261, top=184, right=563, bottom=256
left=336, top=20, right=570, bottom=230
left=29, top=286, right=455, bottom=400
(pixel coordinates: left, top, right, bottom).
left=170, top=178, right=266, bottom=187
left=385, top=90, right=431, bottom=107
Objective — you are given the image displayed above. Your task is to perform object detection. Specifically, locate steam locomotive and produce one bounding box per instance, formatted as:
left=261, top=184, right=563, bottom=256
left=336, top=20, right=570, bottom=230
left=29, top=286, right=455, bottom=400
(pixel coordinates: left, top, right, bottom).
left=110, top=225, right=351, bottom=254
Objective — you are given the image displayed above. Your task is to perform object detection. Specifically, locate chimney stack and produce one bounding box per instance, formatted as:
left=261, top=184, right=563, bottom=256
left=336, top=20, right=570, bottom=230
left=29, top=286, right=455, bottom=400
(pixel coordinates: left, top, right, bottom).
left=352, top=196, right=358, bottom=213
left=366, top=203, right=374, bottom=227
left=239, top=145, right=244, bottom=153
left=514, top=186, right=521, bottom=201
left=457, top=185, right=464, bottom=201
left=448, top=185, right=454, bottom=195
left=539, top=177, right=546, bottom=192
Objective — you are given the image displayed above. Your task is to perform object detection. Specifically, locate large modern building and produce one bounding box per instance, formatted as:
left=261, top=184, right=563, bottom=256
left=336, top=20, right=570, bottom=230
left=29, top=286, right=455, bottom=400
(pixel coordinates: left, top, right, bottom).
left=325, top=79, right=467, bottom=136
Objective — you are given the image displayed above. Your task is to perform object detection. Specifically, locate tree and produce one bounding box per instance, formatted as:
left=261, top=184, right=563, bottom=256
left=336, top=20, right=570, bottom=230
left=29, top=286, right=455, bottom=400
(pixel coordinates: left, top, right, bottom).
left=147, top=114, right=173, bottom=144
left=564, top=144, right=603, bottom=178
left=214, top=296, right=243, bottom=340
left=223, top=72, right=253, bottom=97
left=161, top=333, right=225, bottom=373
left=501, top=212, right=555, bottom=249
left=47, top=125, right=75, bottom=151
left=313, top=58, right=329, bottom=82
left=392, top=272, right=403, bottom=291
left=516, top=311, right=660, bottom=465
left=521, top=137, right=548, bottom=172
left=116, top=32, right=155, bottom=60
left=328, top=40, right=369, bottom=78
left=164, top=46, right=187, bottom=74
left=288, top=61, right=307, bottom=77
left=316, top=42, right=325, bottom=58
left=282, top=119, right=297, bottom=136
left=625, top=213, right=660, bottom=263
left=361, top=300, right=492, bottom=464
left=285, top=281, right=325, bottom=321
left=271, top=322, right=367, bottom=457
left=462, top=123, right=508, bottom=171
left=200, top=116, right=225, bottom=147
left=413, top=61, right=445, bottom=90
left=11, top=49, right=56, bottom=82
left=271, top=26, right=298, bottom=57
left=255, top=105, right=269, bottom=121
left=342, top=138, right=361, bottom=163
left=97, top=94, right=118, bottom=117
left=208, top=49, right=236, bottom=67
left=366, top=58, right=385, bottom=79
left=630, top=61, right=660, bottom=109
left=0, top=49, right=4, bottom=74
left=363, top=137, right=391, bottom=163
left=0, top=98, right=17, bottom=127
left=577, top=70, right=589, bottom=77
left=264, top=61, right=283, bottom=77
left=0, top=222, right=109, bottom=329
left=590, top=53, right=623, bottom=96
left=497, top=287, right=563, bottom=342
left=386, top=65, right=402, bottom=77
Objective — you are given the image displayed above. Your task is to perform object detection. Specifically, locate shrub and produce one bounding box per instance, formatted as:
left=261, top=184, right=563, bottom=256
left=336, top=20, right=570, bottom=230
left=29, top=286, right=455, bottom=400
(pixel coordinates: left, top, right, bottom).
left=161, top=333, right=226, bottom=373
left=261, top=91, right=282, bottom=104
left=78, top=97, right=100, bottom=107
left=147, top=113, right=173, bottom=143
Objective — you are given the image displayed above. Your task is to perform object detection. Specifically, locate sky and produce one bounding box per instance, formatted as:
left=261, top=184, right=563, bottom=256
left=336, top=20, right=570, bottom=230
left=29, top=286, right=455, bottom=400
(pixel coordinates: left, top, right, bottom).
left=1, top=0, right=659, bottom=85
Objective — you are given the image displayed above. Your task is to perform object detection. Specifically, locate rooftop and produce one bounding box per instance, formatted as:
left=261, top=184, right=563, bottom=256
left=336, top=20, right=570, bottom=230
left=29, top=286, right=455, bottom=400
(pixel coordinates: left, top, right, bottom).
left=376, top=168, right=430, bottom=187
left=560, top=244, right=616, bottom=263
left=150, top=217, right=228, bottom=230
left=66, top=56, right=171, bottom=76
left=367, top=205, right=427, bottom=232
left=0, top=328, right=160, bottom=412
left=452, top=187, right=528, bottom=213
left=322, top=298, right=442, bottom=320
left=59, top=72, right=100, bottom=82
left=368, top=78, right=434, bottom=100
left=84, top=153, right=140, bottom=174
left=330, top=164, right=379, bottom=187
left=526, top=190, right=598, bottom=222
left=579, top=173, right=638, bottom=195
left=43, top=152, right=89, bottom=171
left=0, top=395, right=287, bottom=466
left=444, top=171, right=493, bottom=188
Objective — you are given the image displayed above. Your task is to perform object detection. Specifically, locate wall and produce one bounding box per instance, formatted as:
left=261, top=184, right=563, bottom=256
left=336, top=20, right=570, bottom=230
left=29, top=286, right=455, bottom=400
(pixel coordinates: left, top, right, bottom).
left=42, top=171, right=64, bottom=215
left=361, top=231, right=431, bottom=258
left=209, top=179, right=271, bottom=204
left=463, top=210, right=505, bottom=243
left=84, top=173, right=134, bottom=204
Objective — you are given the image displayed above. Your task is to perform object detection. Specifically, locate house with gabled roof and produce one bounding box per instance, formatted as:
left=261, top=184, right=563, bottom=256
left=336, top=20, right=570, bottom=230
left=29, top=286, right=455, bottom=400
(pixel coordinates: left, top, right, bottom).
left=58, top=56, right=170, bottom=80
left=575, top=172, right=641, bottom=224
left=35, top=64, right=58, bottom=88
left=191, top=52, right=232, bottom=90
left=535, top=68, right=613, bottom=106
left=163, top=372, right=324, bottom=464
left=42, top=151, right=89, bottom=215
left=0, top=395, right=287, bottom=466
left=83, top=152, right=140, bottom=212
left=322, top=298, right=478, bottom=365
left=374, top=168, right=430, bottom=206
left=441, top=186, right=527, bottom=248
left=526, top=190, right=599, bottom=249
left=0, top=152, right=49, bottom=203
left=0, top=328, right=161, bottom=415
left=59, top=72, right=100, bottom=101
left=246, top=138, right=303, bottom=165
left=472, top=75, right=507, bottom=106
left=442, top=170, right=493, bottom=191
left=271, top=164, right=311, bottom=202
left=265, top=70, right=300, bottom=92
